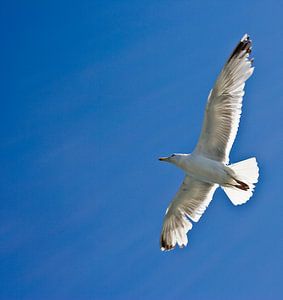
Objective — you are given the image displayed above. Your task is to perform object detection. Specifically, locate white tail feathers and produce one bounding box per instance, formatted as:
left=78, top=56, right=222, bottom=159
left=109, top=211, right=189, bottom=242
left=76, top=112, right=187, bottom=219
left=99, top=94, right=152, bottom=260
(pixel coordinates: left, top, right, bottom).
left=223, top=157, right=259, bottom=205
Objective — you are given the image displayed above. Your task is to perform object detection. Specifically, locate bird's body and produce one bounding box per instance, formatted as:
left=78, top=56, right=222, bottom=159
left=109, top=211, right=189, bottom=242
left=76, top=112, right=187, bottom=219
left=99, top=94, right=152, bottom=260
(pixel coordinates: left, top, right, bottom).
left=171, top=154, right=231, bottom=186
left=158, top=34, right=259, bottom=251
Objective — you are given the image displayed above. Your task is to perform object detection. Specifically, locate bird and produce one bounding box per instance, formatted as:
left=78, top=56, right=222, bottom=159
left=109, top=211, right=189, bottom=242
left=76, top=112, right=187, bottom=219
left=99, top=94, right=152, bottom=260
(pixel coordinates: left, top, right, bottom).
left=158, top=34, right=259, bottom=251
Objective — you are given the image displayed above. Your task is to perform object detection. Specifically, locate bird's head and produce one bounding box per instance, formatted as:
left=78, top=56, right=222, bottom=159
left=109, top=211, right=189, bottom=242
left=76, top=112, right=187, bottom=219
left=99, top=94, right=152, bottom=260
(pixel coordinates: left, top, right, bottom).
left=158, top=153, right=189, bottom=166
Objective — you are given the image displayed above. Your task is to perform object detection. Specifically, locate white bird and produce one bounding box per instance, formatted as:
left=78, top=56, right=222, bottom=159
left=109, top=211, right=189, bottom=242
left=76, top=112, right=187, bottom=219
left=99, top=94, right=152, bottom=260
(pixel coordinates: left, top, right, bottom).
left=159, top=34, right=259, bottom=251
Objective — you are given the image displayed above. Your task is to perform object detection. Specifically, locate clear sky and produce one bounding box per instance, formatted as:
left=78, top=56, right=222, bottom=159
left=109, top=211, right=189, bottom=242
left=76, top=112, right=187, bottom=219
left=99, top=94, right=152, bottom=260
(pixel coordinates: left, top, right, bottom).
left=1, top=1, right=283, bottom=299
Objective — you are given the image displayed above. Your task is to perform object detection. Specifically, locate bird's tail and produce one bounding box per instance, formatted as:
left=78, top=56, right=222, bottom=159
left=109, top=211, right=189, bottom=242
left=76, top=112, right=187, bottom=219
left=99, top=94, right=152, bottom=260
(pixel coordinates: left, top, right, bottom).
left=222, top=157, right=259, bottom=205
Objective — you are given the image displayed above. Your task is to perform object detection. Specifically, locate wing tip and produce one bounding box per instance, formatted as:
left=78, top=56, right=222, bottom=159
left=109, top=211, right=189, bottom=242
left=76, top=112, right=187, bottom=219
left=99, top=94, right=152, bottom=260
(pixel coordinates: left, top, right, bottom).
left=159, top=219, right=190, bottom=252
left=228, top=33, right=253, bottom=62
left=160, top=237, right=187, bottom=252
left=241, top=33, right=249, bottom=42
left=160, top=235, right=174, bottom=251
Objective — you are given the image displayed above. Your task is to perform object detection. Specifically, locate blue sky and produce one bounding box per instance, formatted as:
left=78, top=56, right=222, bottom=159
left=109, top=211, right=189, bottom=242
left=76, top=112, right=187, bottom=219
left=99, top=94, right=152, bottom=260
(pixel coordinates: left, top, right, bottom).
left=1, top=1, right=283, bottom=299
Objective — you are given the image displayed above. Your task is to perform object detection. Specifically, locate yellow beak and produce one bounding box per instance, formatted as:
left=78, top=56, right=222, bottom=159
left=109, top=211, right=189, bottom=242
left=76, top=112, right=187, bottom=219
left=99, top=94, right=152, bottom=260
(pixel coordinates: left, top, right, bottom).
left=159, top=157, right=170, bottom=161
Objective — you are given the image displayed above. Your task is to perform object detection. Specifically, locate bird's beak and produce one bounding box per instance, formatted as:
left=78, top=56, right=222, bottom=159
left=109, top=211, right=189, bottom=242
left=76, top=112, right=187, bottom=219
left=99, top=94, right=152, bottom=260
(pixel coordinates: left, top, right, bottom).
left=159, top=156, right=170, bottom=162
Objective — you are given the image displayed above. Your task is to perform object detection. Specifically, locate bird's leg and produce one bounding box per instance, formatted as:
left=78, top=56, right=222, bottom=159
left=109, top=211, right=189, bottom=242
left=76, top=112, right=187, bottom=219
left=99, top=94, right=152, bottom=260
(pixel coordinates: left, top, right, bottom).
left=233, top=178, right=249, bottom=191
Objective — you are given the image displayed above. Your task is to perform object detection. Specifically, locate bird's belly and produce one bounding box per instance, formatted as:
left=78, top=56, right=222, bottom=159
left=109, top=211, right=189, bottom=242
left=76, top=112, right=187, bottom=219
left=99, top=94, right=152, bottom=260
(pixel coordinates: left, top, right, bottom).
left=182, top=155, right=229, bottom=185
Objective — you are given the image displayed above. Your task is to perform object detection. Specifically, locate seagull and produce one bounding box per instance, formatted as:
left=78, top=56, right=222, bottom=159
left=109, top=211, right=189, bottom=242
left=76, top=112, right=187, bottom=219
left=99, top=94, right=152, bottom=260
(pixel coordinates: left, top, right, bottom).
left=159, top=34, right=259, bottom=251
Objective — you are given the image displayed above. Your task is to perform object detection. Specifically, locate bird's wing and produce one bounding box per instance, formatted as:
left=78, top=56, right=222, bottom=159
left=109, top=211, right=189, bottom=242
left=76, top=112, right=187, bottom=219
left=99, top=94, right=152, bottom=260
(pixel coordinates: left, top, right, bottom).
left=160, top=176, right=218, bottom=251
left=194, top=34, right=254, bottom=164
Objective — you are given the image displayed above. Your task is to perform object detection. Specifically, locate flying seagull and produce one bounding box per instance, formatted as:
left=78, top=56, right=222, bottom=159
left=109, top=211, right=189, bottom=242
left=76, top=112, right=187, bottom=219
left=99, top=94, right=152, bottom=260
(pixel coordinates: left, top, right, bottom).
left=159, top=34, right=259, bottom=251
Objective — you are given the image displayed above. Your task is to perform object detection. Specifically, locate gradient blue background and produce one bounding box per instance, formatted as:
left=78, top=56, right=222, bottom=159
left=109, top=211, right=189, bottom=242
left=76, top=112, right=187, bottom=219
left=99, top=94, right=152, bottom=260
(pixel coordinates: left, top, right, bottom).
left=1, top=1, right=283, bottom=299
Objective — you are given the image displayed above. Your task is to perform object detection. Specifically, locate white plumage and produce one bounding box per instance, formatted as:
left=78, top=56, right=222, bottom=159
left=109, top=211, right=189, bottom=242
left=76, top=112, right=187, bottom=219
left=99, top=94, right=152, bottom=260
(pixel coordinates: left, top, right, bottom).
left=159, top=34, right=259, bottom=251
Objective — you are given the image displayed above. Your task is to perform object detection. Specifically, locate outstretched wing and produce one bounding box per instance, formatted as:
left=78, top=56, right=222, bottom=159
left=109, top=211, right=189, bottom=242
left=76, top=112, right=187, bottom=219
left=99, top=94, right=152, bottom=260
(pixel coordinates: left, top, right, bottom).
left=194, top=34, right=254, bottom=164
left=160, top=176, right=218, bottom=251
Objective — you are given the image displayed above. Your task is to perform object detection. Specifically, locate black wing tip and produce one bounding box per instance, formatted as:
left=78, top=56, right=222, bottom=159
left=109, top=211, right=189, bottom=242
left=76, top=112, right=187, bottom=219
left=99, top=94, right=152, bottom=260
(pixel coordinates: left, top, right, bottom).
left=160, top=236, right=175, bottom=252
left=241, top=33, right=250, bottom=42
left=228, top=33, right=253, bottom=62
left=160, top=237, right=186, bottom=252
